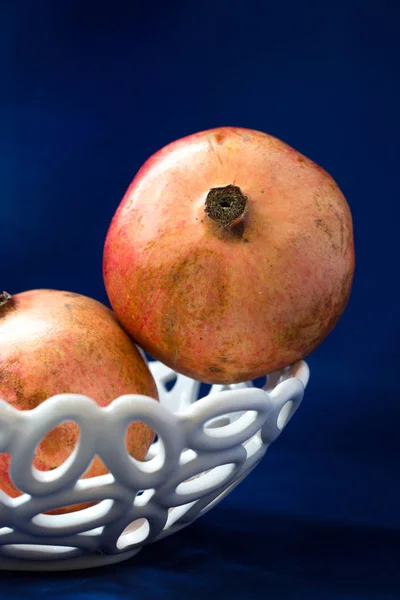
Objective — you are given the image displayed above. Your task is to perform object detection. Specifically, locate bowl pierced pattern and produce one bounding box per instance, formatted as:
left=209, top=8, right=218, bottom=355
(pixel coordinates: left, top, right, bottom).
left=0, top=359, right=309, bottom=571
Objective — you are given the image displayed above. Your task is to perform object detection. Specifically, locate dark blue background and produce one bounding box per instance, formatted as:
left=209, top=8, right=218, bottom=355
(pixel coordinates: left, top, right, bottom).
left=1, top=0, right=399, bottom=597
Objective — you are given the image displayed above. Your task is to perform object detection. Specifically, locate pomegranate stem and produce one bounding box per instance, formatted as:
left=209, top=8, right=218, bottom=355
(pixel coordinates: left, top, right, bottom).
left=204, top=184, right=248, bottom=228
left=0, top=292, right=12, bottom=307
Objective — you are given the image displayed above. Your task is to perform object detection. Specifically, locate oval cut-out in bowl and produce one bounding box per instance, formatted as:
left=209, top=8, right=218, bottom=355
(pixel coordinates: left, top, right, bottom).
left=204, top=411, right=258, bottom=438
left=31, top=498, right=114, bottom=527
left=34, top=421, right=80, bottom=473
left=176, top=463, right=236, bottom=496
left=165, top=501, right=197, bottom=529
left=134, top=489, right=155, bottom=507
left=243, top=431, right=264, bottom=459
left=164, top=375, right=178, bottom=392
left=116, top=518, right=150, bottom=551
left=124, top=421, right=158, bottom=463
left=205, top=416, right=232, bottom=429
left=123, top=421, right=166, bottom=475
left=277, top=401, right=294, bottom=430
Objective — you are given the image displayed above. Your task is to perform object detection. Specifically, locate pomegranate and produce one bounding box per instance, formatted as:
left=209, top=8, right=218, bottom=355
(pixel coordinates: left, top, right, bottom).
left=0, top=289, right=158, bottom=513
left=103, top=126, right=355, bottom=384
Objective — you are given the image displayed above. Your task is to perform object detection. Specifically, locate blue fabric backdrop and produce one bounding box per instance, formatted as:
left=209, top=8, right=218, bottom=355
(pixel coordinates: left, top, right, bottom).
left=1, top=0, right=399, bottom=597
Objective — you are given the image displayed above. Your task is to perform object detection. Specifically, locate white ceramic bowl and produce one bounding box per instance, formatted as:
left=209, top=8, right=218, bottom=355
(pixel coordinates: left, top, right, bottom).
left=0, top=358, right=309, bottom=571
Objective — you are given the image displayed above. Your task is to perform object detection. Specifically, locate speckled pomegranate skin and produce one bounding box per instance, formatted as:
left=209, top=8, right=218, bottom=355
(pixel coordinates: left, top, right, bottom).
left=103, top=126, right=355, bottom=384
left=0, top=289, right=158, bottom=512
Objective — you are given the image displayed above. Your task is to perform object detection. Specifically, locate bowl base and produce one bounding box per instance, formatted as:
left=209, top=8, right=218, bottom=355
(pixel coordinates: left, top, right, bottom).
left=0, top=547, right=141, bottom=572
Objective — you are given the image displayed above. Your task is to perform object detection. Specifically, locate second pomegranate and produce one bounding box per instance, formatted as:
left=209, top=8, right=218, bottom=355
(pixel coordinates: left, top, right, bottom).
left=103, top=127, right=355, bottom=384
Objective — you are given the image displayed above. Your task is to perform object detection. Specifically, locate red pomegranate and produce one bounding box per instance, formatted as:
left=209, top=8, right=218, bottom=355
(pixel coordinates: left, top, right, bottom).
left=103, top=126, right=355, bottom=384
left=0, top=289, right=158, bottom=513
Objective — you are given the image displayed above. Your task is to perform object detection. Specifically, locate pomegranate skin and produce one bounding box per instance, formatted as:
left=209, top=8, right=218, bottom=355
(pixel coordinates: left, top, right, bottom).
left=103, top=126, right=355, bottom=384
left=0, top=289, right=158, bottom=512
